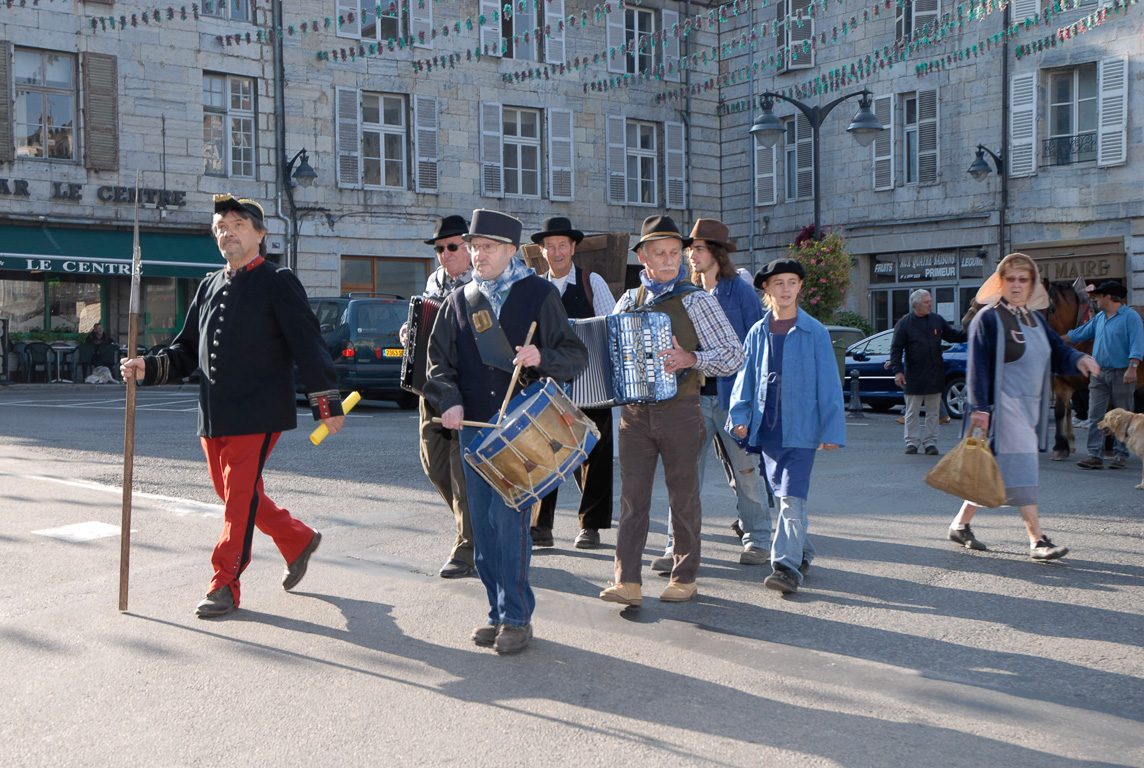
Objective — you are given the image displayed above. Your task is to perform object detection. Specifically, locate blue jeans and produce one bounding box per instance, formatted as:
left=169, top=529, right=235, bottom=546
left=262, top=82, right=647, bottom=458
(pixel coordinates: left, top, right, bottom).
left=772, top=495, right=815, bottom=584
left=461, top=428, right=535, bottom=627
left=665, top=395, right=773, bottom=553
left=1087, top=368, right=1135, bottom=461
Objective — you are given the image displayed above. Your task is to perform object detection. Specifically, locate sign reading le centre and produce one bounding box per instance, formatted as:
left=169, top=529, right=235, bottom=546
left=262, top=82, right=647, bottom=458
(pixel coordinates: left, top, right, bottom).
left=0, top=178, right=187, bottom=207
left=20, top=258, right=133, bottom=275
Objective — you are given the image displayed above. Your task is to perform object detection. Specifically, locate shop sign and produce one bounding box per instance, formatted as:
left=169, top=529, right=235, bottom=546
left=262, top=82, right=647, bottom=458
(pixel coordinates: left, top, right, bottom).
left=1, top=256, right=133, bottom=275
left=898, top=251, right=957, bottom=282
left=0, top=178, right=187, bottom=207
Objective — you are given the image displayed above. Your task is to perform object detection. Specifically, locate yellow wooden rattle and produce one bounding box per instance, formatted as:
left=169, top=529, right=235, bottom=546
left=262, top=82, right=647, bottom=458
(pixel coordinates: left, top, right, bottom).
left=309, top=391, right=362, bottom=445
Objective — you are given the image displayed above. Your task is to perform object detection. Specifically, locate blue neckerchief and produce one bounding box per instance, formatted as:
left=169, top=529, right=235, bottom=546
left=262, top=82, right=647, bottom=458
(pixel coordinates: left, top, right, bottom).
left=474, top=256, right=535, bottom=317
left=639, top=263, right=688, bottom=298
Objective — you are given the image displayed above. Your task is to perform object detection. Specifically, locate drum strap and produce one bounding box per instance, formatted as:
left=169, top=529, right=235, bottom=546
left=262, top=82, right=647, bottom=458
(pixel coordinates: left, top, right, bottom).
left=463, top=281, right=517, bottom=372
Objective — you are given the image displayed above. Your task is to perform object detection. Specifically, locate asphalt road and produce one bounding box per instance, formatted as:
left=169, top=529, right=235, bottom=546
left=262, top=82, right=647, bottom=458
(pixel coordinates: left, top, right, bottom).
left=1, top=383, right=1142, bottom=767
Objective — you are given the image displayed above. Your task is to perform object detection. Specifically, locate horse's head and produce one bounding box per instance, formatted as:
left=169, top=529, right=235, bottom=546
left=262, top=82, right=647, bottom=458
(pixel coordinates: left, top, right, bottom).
left=1046, top=280, right=1090, bottom=334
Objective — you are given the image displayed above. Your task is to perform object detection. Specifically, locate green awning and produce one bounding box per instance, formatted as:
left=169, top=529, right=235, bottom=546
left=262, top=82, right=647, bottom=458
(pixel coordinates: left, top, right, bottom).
left=0, top=224, right=224, bottom=279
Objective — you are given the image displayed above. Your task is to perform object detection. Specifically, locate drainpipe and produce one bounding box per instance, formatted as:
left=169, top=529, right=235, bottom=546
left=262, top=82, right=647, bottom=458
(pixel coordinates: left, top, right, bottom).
left=683, top=0, right=693, bottom=219
left=270, top=0, right=293, bottom=270
left=747, top=0, right=756, bottom=275
left=999, top=2, right=1010, bottom=258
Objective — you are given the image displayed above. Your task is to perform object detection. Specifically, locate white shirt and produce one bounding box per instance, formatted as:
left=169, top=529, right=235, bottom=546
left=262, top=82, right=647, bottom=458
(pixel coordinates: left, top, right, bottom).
left=546, top=267, right=616, bottom=318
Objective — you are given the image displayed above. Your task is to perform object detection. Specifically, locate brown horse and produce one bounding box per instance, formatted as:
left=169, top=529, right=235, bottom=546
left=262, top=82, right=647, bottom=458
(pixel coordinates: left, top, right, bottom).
left=1045, top=280, right=1094, bottom=460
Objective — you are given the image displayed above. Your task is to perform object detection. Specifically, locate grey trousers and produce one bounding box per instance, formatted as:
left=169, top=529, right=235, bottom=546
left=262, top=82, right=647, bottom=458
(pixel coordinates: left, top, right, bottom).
left=614, top=394, right=707, bottom=585
left=1087, top=368, right=1136, bottom=460
left=419, top=396, right=473, bottom=566
left=904, top=392, right=942, bottom=449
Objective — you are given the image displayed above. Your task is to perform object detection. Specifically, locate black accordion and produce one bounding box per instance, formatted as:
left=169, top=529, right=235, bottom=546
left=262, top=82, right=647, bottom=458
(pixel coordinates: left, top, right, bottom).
left=400, top=295, right=443, bottom=395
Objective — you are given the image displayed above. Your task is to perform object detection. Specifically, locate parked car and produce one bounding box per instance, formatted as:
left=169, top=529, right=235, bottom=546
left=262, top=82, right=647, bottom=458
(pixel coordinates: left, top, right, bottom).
left=825, top=325, right=866, bottom=382
left=842, top=329, right=969, bottom=418
left=296, top=293, right=416, bottom=408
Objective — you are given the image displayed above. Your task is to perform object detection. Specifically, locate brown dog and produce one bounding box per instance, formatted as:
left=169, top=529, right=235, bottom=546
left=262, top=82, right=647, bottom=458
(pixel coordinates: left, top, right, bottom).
left=1098, top=408, right=1144, bottom=489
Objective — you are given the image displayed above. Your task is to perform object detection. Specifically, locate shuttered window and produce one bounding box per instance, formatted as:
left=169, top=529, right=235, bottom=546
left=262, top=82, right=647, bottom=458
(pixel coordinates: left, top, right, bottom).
left=480, top=101, right=504, bottom=197
left=1011, top=0, right=1040, bottom=22
left=339, top=0, right=431, bottom=47
left=0, top=42, right=11, bottom=163
left=82, top=52, right=118, bottom=171
left=547, top=108, right=574, bottom=201
left=413, top=94, right=439, bottom=193
left=896, top=0, right=939, bottom=40
left=606, top=117, right=660, bottom=207
left=13, top=49, right=76, bottom=162
left=903, top=90, right=938, bottom=185
left=1097, top=56, right=1127, bottom=168
left=665, top=121, right=686, bottom=209
left=777, top=0, right=814, bottom=73
left=754, top=139, right=776, bottom=207
left=1009, top=72, right=1037, bottom=178
left=202, top=73, right=255, bottom=179
left=361, top=93, right=407, bottom=190
left=203, top=0, right=251, bottom=21
left=872, top=94, right=894, bottom=190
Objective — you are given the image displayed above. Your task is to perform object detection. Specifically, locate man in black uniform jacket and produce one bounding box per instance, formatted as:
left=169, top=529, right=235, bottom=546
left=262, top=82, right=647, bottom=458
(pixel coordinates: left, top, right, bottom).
left=122, top=195, right=345, bottom=618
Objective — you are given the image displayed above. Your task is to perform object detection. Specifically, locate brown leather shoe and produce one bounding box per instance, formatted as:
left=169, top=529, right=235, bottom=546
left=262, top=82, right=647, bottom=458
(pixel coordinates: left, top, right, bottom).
left=660, top=581, right=698, bottom=602
left=599, top=581, right=642, bottom=606
left=471, top=624, right=498, bottom=647
left=195, top=585, right=236, bottom=618
left=494, top=624, right=533, bottom=654
left=283, top=530, right=321, bottom=591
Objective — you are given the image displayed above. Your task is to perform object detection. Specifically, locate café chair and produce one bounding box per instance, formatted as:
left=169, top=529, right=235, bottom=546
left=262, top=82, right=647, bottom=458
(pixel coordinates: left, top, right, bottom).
left=24, top=341, right=52, bottom=382
left=96, top=343, right=121, bottom=380
left=72, top=343, right=98, bottom=381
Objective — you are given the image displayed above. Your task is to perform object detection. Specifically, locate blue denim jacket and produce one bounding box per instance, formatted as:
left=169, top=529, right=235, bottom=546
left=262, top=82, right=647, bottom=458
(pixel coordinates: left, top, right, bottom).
left=728, top=308, right=846, bottom=449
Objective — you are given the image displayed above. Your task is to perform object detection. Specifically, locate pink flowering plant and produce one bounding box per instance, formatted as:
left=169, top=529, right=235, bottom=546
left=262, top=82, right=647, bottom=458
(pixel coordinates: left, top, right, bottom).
left=788, top=229, right=852, bottom=323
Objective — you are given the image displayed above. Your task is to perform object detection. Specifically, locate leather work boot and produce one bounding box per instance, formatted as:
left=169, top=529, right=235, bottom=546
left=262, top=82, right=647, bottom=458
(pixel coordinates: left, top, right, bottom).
left=494, top=624, right=533, bottom=655
left=660, top=581, right=698, bottom=602
left=195, top=585, right=236, bottom=618
left=471, top=624, right=498, bottom=647
left=283, top=530, right=322, bottom=591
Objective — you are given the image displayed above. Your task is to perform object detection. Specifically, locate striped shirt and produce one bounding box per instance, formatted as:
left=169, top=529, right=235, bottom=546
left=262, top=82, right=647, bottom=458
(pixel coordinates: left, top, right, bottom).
left=613, top=288, right=745, bottom=378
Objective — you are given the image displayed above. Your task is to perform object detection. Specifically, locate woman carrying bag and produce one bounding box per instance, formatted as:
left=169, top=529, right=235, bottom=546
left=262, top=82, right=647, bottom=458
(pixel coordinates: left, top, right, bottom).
left=947, top=253, right=1099, bottom=560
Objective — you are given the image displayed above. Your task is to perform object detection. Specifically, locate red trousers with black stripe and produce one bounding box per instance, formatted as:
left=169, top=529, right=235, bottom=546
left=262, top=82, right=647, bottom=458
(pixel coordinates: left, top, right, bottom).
left=201, top=432, right=315, bottom=606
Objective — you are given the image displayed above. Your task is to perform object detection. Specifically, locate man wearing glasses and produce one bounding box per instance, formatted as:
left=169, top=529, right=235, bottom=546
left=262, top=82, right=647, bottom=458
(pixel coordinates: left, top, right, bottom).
left=424, top=209, right=586, bottom=654
left=409, top=215, right=476, bottom=579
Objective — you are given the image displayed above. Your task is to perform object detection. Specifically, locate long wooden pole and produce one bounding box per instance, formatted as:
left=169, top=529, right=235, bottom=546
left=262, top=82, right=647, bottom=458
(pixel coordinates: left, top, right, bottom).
left=495, top=321, right=537, bottom=426
left=119, top=171, right=142, bottom=612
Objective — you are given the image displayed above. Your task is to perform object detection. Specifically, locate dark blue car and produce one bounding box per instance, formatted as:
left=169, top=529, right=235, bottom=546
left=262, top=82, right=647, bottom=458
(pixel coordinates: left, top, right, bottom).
left=843, top=329, right=968, bottom=419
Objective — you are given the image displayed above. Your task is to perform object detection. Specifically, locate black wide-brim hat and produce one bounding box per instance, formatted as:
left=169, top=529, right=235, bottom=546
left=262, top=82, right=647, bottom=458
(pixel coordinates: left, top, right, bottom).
left=213, top=193, right=265, bottom=223
left=463, top=209, right=523, bottom=246
left=530, top=216, right=584, bottom=245
left=630, top=215, right=692, bottom=253
left=1090, top=280, right=1128, bottom=300
left=424, top=214, right=469, bottom=244
left=754, top=258, right=806, bottom=289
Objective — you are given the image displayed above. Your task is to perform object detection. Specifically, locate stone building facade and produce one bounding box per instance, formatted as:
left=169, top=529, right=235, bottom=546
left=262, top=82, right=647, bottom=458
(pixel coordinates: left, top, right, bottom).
left=0, top=0, right=1139, bottom=353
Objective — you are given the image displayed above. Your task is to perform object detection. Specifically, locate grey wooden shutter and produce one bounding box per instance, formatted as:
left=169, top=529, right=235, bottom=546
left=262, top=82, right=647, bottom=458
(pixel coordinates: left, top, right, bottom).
left=795, top=115, right=813, bottom=199
left=661, top=9, right=680, bottom=83
left=664, top=121, right=685, bottom=209
left=0, top=42, right=12, bottom=163
left=1011, top=0, right=1039, bottom=22
left=780, top=0, right=814, bottom=73
left=480, top=0, right=502, bottom=56
left=916, top=88, right=938, bottom=184
left=336, top=0, right=359, bottom=39
left=480, top=101, right=504, bottom=197
left=547, top=108, right=574, bottom=202
left=872, top=94, right=894, bottom=190
left=413, top=94, right=439, bottom=193
left=912, top=0, right=939, bottom=36
left=1009, top=73, right=1037, bottom=178
left=606, top=4, right=625, bottom=75
left=606, top=115, right=627, bottom=204
left=335, top=87, right=362, bottom=189
left=754, top=140, right=776, bottom=207
left=411, top=0, right=433, bottom=49
left=1097, top=56, right=1127, bottom=168
left=83, top=52, right=119, bottom=171
left=544, top=0, right=566, bottom=64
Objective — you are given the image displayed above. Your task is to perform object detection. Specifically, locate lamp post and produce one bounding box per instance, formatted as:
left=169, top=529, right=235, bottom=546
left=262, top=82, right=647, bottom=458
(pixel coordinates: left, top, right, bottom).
left=966, top=143, right=1008, bottom=259
left=749, top=89, right=884, bottom=241
left=283, top=148, right=317, bottom=269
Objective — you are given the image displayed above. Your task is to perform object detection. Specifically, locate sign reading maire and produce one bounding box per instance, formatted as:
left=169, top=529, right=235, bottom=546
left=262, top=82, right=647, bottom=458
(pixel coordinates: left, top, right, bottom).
left=0, top=178, right=187, bottom=207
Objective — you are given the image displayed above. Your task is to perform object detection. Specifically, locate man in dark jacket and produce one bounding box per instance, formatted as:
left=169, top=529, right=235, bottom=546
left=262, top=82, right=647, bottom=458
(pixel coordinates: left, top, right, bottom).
left=890, top=289, right=967, bottom=455
left=122, top=195, right=344, bottom=618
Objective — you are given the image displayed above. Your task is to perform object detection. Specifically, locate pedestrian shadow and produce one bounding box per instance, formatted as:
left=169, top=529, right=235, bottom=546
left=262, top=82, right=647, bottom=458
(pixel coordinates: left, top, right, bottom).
left=129, top=599, right=1133, bottom=767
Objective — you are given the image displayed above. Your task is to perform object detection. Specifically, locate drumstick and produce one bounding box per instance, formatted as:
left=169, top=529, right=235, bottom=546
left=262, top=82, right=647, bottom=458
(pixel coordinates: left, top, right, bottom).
left=431, top=417, right=500, bottom=429
left=496, top=321, right=537, bottom=427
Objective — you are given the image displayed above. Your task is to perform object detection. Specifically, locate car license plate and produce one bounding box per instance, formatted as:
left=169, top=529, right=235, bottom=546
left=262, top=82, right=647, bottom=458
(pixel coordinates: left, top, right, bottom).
left=383, top=348, right=403, bottom=357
